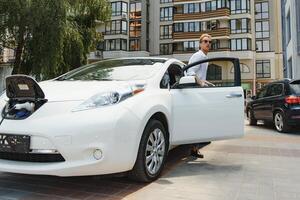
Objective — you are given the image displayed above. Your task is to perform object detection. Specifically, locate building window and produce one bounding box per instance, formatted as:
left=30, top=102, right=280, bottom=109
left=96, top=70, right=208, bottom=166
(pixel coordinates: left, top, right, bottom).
left=205, top=1, right=212, bottom=11
left=286, top=10, right=291, bottom=45
left=160, top=43, right=173, bottom=55
left=230, top=18, right=250, bottom=34
left=255, top=2, right=270, bottom=52
left=256, top=40, right=270, bottom=52
left=160, top=7, right=173, bottom=21
left=105, top=39, right=127, bottom=51
left=174, top=1, right=228, bottom=14
left=173, top=41, right=199, bottom=52
left=129, top=39, right=141, bottom=51
left=210, top=40, right=219, bottom=50
left=230, top=0, right=250, bottom=14
left=255, top=2, right=269, bottom=20
left=111, top=1, right=128, bottom=16
left=130, top=2, right=141, bottom=19
left=174, top=20, right=220, bottom=33
left=231, top=38, right=251, bottom=51
left=105, top=20, right=128, bottom=35
left=230, top=63, right=250, bottom=73
left=217, top=0, right=229, bottom=8
left=160, top=0, right=172, bottom=3
left=129, top=20, right=141, bottom=37
left=256, top=60, right=271, bottom=78
left=207, top=64, right=222, bottom=80
left=160, top=25, right=173, bottom=39
left=255, top=21, right=269, bottom=38
left=174, top=23, right=184, bottom=32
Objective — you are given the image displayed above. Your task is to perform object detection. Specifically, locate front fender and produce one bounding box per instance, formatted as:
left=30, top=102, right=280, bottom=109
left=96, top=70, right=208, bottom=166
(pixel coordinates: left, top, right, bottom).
left=121, top=90, right=172, bottom=162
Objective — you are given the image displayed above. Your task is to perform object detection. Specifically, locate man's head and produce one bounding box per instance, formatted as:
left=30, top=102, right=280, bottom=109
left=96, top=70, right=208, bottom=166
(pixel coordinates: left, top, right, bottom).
left=199, top=34, right=212, bottom=53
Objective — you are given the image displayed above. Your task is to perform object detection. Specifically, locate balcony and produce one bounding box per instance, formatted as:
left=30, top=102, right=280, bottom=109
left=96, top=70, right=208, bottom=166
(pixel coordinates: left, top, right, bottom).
left=173, top=27, right=230, bottom=40
left=174, top=8, right=230, bottom=21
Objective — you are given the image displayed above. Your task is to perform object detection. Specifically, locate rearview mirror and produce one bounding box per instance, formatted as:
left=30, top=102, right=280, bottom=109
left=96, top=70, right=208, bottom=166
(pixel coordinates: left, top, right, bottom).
left=179, top=76, right=196, bottom=85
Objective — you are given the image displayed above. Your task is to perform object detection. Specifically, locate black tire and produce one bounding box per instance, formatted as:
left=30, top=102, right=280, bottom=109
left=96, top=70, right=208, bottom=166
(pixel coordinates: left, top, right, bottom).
left=248, top=109, right=257, bottom=126
left=274, top=111, right=290, bottom=133
left=129, top=119, right=169, bottom=182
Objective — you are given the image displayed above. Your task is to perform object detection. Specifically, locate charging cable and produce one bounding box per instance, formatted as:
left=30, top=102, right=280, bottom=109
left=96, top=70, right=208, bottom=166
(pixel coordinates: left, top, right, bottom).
left=0, top=106, right=16, bottom=127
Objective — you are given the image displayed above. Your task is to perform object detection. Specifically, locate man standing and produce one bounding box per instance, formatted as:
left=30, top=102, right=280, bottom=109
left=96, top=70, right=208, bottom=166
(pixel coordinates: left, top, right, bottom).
left=188, top=34, right=213, bottom=158
left=187, top=33, right=213, bottom=87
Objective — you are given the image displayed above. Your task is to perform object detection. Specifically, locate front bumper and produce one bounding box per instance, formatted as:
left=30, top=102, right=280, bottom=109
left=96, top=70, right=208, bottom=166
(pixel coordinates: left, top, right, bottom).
left=0, top=101, right=142, bottom=176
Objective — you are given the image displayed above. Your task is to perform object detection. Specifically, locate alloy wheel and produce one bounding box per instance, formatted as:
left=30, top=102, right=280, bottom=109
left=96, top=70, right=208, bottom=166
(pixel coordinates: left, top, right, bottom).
left=145, top=128, right=165, bottom=175
left=274, top=113, right=284, bottom=132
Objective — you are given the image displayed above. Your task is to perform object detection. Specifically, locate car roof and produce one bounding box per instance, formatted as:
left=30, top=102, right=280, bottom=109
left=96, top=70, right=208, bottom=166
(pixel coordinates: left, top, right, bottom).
left=102, top=57, right=169, bottom=62
left=267, top=79, right=300, bottom=84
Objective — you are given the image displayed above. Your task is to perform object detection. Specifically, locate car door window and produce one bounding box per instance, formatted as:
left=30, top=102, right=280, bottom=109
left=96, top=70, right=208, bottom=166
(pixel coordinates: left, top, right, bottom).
left=267, top=84, right=283, bottom=97
left=180, top=58, right=241, bottom=89
left=257, top=87, right=267, bottom=99
left=290, top=80, right=300, bottom=95
left=160, top=64, right=183, bottom=89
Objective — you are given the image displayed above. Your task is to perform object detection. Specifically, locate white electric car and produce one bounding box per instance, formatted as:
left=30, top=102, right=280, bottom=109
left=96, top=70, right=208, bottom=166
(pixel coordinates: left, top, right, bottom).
left=0, top=57, right=244, bottom=182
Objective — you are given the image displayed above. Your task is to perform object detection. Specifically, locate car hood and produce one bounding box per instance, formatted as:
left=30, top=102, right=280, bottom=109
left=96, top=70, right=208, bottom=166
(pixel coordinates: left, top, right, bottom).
left=38, top=80, right=143, bottom=102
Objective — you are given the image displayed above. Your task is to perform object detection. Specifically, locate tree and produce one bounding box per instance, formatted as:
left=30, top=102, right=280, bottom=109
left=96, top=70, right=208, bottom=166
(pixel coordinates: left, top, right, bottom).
left=0, top=0, right=111, bottom=80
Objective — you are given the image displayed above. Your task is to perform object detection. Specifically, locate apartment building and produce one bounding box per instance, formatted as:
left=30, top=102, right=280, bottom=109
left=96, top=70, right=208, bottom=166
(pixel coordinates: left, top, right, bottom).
left=282, top=0, right=300, bottom=79
left=90, top=0, right=284, bottom=94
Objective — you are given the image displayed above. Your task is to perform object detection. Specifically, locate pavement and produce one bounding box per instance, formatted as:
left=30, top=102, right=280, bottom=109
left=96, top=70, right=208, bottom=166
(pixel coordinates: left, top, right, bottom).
left=0, top=121, right=299, bottom=200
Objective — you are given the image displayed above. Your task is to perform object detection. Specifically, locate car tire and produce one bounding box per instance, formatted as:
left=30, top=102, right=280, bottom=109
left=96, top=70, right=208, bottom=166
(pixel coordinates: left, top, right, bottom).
left=248, top=109, right=257, bottom=126
left=129, top=119, right=169, bottom=182
left=274, top=111, right=290, bottom=133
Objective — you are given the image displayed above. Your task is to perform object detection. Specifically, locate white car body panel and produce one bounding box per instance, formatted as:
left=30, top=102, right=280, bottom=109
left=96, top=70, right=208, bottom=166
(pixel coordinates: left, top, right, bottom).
left=0, top=57, right=244, bottom=177
left=171, top=87, right=244, bottom=144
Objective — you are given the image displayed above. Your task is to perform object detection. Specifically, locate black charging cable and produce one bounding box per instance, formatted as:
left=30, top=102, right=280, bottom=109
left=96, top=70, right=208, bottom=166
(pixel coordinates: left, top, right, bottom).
left=0, top=105, right=16, bottom=127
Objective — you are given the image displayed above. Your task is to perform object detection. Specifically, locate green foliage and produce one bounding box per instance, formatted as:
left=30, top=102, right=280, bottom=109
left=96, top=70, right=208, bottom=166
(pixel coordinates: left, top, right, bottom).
left=0, top=0, right=111, bottom=80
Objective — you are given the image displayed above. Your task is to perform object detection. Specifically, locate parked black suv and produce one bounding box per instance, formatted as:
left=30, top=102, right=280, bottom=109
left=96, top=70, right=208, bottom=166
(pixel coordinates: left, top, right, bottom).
left=246, top=79, right=300, bottom=133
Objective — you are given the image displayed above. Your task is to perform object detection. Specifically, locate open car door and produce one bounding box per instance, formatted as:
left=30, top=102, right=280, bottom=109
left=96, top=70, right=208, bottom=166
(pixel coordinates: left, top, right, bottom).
left=171, top=57, right=244, bottom=145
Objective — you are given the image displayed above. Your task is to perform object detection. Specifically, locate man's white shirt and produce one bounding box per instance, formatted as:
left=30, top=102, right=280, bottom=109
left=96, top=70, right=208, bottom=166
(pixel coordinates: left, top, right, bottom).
left=187, top=50, right=208, bottom=80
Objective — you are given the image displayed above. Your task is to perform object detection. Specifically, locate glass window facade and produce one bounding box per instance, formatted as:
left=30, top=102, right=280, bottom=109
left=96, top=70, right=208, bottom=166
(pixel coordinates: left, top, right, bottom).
left=111, top=1, right=128, bottom=16
left=160, top=43, right=173, bottom=55
left=160, top=25, right=173, bottom=39
left=255, top=2, right=270, bottom=52
left=256, top=60, right=271, bottom=78
left=230, top=18, right=251, bottom=34
left=105, top=20, right=128, bottom=35
left=160, top=7, right=173, bottom=21
left=160, top=0, right=172, bottom=3
left=174, top=20, right=220, bottom=33
left=231, top=38, right=251, bottom=51
left=105, top=39, right=127, bottom=51
left=230, top=0, right=250, bottom=14
left=174, top=0, right=229, bottom=14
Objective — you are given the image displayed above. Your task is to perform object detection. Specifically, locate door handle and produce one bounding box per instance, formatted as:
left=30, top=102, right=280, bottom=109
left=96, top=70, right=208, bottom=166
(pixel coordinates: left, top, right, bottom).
left=226, top=93, right=243, bottom=98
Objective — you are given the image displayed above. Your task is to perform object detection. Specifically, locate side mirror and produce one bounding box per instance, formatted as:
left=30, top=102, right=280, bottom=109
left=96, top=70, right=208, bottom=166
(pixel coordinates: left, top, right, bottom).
left=179, top=76, right=196, bottom=85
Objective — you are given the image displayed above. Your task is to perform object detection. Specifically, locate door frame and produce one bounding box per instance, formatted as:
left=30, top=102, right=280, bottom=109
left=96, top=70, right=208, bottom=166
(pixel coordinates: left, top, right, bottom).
left=182, top=57, right=241, bottom=87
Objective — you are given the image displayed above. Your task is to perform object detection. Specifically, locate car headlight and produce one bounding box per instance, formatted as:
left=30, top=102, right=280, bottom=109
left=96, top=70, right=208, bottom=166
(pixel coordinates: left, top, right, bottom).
left=72, top=86, right=144, bottom=112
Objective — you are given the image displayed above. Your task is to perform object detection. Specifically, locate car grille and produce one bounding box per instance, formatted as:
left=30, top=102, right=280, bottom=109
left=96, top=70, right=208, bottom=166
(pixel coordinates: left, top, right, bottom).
left=0, top=152, right=65, bottom=162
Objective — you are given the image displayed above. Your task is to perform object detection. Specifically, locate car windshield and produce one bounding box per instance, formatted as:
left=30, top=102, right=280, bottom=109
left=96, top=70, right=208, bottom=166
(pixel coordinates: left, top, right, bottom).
left=57, top=58, right=166, bottom=81
left=290, top=80, right=300, bottom=95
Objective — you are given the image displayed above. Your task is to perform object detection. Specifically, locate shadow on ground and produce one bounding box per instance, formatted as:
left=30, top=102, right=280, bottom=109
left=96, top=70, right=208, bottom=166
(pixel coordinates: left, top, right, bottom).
left=0, top=145, right=193, bottom=200
left=246, top=121, right=300, bottom=135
